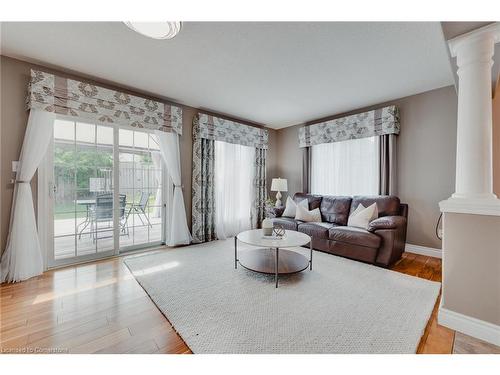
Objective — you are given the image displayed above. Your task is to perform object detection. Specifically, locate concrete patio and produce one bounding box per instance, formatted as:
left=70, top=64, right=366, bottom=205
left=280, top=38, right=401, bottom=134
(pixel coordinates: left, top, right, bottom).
left=54, top=213, right=162, bottom=259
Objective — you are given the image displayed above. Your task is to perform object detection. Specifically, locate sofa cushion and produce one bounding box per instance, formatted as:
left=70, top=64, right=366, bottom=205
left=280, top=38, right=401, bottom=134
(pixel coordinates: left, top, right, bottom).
left=282, top=196, right=308, bottom=218
left=347, top=203, right=378, bottom=229
left=298, top=222, right=336, bottom=239
left=328, top=226, right=381, bottom=248
left=350, top=195, right=400, bottom=217
left=293, top=192, right=322, bottom=210
left=320, top=196, right=352, bottom=225
left=271, top=217, right=303, bottom=231
left=295, top=205, right=322, bottom=222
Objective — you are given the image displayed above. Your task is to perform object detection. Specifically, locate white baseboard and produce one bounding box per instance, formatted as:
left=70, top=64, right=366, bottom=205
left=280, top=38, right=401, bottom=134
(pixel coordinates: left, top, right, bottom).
left=405, top=243, right=442, bottom=259
left=438, top=307, right=500, bottom=347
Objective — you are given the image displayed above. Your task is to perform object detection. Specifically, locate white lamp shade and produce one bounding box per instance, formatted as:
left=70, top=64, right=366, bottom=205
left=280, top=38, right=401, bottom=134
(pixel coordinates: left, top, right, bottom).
left=271, top=178, right=288, bottom=192
left=125, top=22, right=182, bottom=40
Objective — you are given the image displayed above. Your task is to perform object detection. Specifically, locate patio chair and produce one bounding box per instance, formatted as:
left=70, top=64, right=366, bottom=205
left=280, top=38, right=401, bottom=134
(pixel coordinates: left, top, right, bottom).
left=90, top=193, right=129, bottom=241
left=127, top=191, right=152, bottom=228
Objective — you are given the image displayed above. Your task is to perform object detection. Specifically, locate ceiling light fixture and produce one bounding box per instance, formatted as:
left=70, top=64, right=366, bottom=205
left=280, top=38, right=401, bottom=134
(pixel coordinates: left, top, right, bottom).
left=124, top=22, right=182, bottom=40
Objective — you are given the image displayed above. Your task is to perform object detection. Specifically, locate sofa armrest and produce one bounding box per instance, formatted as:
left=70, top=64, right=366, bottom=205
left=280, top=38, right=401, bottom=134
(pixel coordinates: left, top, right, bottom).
left=266, top=206, right=285, bottom=218
left=368, top=216, right=406, bottom=232
left=371, top=216, right=408, bottom=267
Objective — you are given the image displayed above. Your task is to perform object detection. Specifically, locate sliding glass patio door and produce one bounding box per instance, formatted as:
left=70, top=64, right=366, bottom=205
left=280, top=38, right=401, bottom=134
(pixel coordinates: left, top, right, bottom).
left=118, top=129, right=164, bottom=251
left=40, top=118, right=166, bottom=268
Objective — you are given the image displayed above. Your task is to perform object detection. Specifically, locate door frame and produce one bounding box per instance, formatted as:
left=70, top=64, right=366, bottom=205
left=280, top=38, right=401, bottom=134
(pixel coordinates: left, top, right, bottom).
left=38, top=136, right=52, bottom=271
left=38, top=116, right=167, bottom=270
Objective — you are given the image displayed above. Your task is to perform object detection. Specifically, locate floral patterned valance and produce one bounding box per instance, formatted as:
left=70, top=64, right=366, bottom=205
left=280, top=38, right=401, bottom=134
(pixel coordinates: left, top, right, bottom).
left=27, top=70, right=183, bottom=135
left=298, top=105, right=400, bottom=147
left=194, top=113, right=268, bottom=149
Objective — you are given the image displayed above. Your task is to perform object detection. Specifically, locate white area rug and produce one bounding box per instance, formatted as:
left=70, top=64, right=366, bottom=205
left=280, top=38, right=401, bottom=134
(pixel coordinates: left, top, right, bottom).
left=124, top=240, right=440, bottom=353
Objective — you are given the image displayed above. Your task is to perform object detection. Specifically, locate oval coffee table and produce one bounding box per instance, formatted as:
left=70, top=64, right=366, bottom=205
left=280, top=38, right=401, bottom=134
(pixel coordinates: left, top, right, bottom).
left=235, top=229, right=312, bottom=288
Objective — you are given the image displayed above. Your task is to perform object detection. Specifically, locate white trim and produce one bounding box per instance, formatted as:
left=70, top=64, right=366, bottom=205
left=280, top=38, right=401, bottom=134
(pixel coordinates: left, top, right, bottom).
left=112, top=125, right=120, bottom=256
left=37, top=141, right=53, bottom=271
left=438, top=307, right=500, bottom=347
left=404, top=243, right=442, bottom=259
left=439, top=197, right=500, bottom=216
left=47, top=244, right=166, bottom=271
left=448, top=22, right=500, bottom=57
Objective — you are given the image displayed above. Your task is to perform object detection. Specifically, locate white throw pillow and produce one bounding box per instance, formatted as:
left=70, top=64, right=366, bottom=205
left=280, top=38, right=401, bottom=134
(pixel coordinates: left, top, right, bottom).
left=295, top=204, right=322, bottom=222
left=347, top=203, right=379, bottom=229
left=282, top=197, right=308, bottom=218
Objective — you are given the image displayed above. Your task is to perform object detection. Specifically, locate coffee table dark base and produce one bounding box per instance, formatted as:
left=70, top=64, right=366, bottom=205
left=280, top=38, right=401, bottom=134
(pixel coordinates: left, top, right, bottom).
left=238, top=248, right=309, bottom=275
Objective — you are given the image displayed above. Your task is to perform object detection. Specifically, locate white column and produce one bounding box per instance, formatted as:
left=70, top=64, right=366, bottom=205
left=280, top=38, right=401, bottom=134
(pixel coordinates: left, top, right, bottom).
left=438, top=24, right=500, bottom=346
left=440, top=23, right=500, bottom=215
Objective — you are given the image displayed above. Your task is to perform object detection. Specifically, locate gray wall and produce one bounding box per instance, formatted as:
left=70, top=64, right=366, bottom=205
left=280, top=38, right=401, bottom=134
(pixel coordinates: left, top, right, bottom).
left=442, top=212, right=500, bottom=326
left=275, top=86, right=458, bottom=249
left=0, top=56, right=277, bottom=254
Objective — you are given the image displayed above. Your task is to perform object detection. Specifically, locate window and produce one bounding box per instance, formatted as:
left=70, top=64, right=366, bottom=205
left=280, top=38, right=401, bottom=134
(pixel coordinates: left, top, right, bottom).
left=214, top=141, right=255, bottom=239
left=311, top=137, right=379, bottom=196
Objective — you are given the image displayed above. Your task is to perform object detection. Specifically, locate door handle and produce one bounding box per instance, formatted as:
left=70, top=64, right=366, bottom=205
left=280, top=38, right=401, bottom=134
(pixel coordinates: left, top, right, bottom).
left=49, top=182, right=57, bottom=198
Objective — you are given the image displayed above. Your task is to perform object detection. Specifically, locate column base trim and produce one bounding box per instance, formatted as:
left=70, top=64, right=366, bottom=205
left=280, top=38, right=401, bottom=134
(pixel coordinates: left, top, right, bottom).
left=439, top=197, right=500, bottom=216
left=438, top=307, right=500, bottom=347
left=404, top=243, right=442, bottom=258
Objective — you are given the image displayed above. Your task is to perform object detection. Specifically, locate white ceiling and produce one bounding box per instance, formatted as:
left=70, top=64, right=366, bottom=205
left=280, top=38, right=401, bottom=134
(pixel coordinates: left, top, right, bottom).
left=1, top=22, right=454, bottom=129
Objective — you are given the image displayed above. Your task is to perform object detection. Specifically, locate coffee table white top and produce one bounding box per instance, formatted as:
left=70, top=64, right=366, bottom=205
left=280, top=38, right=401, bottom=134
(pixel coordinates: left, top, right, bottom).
left=237, top=229, right=311, bottom=248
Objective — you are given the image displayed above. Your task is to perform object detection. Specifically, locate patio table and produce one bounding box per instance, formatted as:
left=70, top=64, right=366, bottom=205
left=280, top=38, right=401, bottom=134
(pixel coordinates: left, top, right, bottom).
left=76, top=199, right=95, bottom=238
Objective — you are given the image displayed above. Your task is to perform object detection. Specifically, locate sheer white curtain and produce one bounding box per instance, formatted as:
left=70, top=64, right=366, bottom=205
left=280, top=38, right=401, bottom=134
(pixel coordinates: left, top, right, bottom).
left=311, top=136, right=380, bottom=196
left=1, top=110, right=55, bottom=282
left=215, top=141, right=255, bottom=239
left=154, top=130, right=192, bottom=246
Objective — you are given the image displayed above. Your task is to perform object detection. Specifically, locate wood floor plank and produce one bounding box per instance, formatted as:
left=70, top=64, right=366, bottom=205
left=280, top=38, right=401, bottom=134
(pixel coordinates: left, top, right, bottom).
left=26, top=316, right=109, bottom=345
left=27, top=317, right=111, bottom=349
left=391, top=252, right=416, bottom=273
left=453, top=332, right=500, bottom=354
left=154, top=330, right=192, bottom=354
left=96, top=322, right=173, bottom=354
left=98, top=337, right=160, bottom=354
left=404, top=254, right=429, bottom=276
left=1, top=308, right=59, bottom=330
left=0, top=332, right=30, bottom=350
left=57, top=294, right=153, bottom=324
left=126, top=339, right=162, bottom=354
left=416, top=258, right=435, bottom=280
left=1, top=318, right=27, bottom=334
left=420, top=326, right=455, bottom=354
left=69, top=328, right=132, bottom=354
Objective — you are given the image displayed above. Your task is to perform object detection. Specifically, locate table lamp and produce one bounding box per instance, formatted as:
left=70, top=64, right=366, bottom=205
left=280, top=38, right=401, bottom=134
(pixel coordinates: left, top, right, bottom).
left=271, top=178, right=288, bottom=207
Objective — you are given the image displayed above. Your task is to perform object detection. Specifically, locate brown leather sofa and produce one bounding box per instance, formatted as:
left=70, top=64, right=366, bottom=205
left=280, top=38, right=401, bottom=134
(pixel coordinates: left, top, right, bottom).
left=270, top=193, right=408, bottom=267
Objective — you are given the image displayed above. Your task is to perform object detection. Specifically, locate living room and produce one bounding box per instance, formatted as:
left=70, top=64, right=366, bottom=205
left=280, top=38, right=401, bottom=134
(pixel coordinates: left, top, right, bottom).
left=1, top=1, right=500, bottom=372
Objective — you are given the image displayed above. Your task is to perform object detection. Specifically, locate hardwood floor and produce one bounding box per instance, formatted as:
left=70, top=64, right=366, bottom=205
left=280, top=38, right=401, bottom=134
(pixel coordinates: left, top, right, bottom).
left=391, top=252, right=455, bottom=354
left=1, top=250, right=453, bottom=354
left=453, top=332, right=500, bottom=354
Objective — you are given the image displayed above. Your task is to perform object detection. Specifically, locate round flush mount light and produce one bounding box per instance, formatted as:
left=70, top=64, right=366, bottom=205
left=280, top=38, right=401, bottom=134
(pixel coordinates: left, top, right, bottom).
left=124, top=22, right=182, bottom=40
